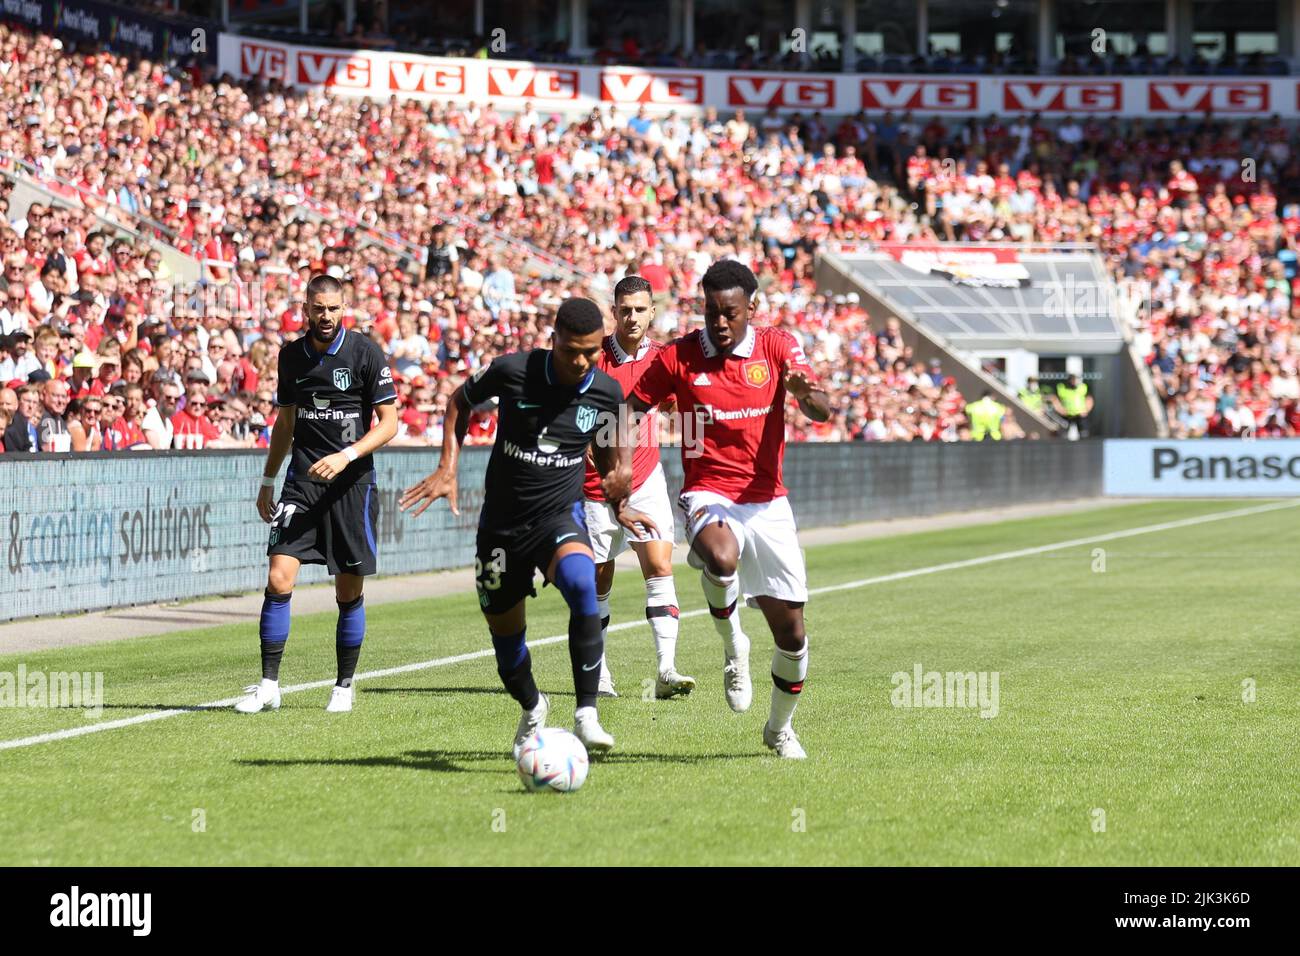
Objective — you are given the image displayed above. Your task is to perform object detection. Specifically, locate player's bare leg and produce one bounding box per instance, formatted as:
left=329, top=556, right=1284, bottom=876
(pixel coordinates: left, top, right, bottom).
left=632, top=539, right=694, bottom=698
left=594, top=560, right=619, bottom=698
left=236, top=554, right=301, bottom=714
left=691, top=523, right=752, bottom=712
left=485, top=599, right=550, bottom=758
left=753, top=596, right=809, bottom=759
left=326, top=573, right=366, bottom=713
left=547, top=541, right=614, bottom=752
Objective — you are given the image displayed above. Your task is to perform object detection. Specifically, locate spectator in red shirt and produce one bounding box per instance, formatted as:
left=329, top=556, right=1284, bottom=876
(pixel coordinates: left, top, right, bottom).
left=169, top=383, right=222, bottom=448
left=103, top=383, right=150, bottom=450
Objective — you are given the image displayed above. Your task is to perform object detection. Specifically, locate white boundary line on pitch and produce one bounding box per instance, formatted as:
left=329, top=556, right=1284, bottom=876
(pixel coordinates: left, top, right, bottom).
left=1, top=498, right=1295, bottom=754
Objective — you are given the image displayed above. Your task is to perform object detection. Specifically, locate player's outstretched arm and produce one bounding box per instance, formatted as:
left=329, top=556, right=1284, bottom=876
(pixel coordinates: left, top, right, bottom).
left=258, top=407, right=296, bottom=523
left=400, top=385, right=470, bottom=517
left=785, top=370, right=831, bottom=423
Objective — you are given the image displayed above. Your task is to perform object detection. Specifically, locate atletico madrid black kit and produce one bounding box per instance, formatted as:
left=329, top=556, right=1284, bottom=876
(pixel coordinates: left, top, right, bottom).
left=462, top=349, right=623, bottom=612
left=268, top=328, right=397, bottom=575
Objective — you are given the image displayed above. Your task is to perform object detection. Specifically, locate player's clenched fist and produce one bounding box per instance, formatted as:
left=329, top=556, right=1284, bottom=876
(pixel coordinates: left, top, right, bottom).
left=400, top=468, right=459, bottom=517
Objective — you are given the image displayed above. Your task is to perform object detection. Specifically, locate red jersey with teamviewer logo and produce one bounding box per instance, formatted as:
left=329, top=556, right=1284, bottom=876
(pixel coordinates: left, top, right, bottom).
left=583, top=334, right=664, bottom=501
left=632, top=325, right=816, bottom=503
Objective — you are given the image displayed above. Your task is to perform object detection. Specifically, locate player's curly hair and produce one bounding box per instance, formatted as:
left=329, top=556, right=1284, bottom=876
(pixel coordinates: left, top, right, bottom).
left=701, top=260, right=757, bottom=298
left=614, top=275, right=652, bottom=302
left=555, top=297, right=604, bottom=336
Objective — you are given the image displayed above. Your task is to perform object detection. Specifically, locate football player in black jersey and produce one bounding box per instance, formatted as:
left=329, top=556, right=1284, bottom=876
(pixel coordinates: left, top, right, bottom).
left=235, top=274, right=399, bottom=715
left=401, top=298, right=656, bottom=756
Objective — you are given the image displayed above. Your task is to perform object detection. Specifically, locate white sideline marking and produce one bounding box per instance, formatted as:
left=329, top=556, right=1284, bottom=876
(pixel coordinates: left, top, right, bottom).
left=1, top=499, right=1294, bottom=753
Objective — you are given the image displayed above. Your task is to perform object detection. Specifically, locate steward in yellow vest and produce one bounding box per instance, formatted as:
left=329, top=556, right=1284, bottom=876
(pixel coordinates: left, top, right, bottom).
left=964, top=391, right=1006, bottom=441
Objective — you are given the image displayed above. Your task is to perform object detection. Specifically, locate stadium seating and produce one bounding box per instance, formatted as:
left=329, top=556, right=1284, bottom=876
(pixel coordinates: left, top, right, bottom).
left=2, top=20, right=1298, bottom=454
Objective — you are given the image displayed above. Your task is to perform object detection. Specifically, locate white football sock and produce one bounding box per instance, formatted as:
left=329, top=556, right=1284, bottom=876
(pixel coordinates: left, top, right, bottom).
left=701, top=569, right=743, bottom=658
left=769, top=643, right=808, bottom=731
left=644, top=575, right=680, bottom=674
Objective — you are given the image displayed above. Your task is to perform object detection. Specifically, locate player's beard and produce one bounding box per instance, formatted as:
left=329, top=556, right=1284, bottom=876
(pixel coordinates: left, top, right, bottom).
left=310, top=319, right=340, bottom=347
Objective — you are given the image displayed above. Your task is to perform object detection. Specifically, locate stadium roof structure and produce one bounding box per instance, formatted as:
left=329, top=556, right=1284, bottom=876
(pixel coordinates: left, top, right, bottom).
left=824, top=243, right=1125, bottom=356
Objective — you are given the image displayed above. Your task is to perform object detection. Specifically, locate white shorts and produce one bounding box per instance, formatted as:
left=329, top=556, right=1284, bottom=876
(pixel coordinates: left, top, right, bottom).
left=678, top=490, right=808, bottom=605
left=584, top=462, right=676, bottom=564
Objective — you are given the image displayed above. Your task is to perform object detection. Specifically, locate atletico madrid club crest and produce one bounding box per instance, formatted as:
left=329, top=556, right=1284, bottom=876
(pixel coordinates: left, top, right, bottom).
left=333, top=368, right=352, bottom=390
left=743, top=360, right=771, bottom=388
left=576, top=405, right=597, bottom=433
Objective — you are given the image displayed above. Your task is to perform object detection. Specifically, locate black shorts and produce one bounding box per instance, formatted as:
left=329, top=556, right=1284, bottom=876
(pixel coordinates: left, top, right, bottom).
left=474, top=502, right=591, bottom=614
left=268, top=479, right=379, bottom=576
left=1063, top=414, right=1089, bottom=435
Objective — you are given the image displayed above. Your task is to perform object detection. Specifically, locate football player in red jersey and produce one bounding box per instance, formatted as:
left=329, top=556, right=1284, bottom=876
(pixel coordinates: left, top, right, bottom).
left=631, top=261, right=830, bottom=758
left=583, top=276, right=696, bottom=701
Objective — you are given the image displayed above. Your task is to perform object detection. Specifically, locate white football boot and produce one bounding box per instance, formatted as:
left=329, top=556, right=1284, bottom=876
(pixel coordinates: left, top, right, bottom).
left=723, top=633, right=752, bottom=712
left=325, top=685, right=353, bottom=712
left=512, top=692, right=550, bottom=760
left=234, top=679, right=280, bottom=714
left=763, top=723, right=807, bottom=759
left=655, top=668, right=696, bottom=699
left=573, top=706, right=615, bottom=753
left=597, top=657, right=618, bottom=698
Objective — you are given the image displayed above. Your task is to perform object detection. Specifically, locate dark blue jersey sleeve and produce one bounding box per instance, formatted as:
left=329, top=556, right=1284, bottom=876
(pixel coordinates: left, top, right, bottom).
left=461, top=357, right=510, bottom=406
left=275, top=343, right=298, bottom=407
left=364, top=343, right=397, bottom=405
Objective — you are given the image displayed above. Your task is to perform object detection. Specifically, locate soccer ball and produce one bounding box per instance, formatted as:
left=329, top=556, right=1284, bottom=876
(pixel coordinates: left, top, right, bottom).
left=516, top=728, right=589, bottom=793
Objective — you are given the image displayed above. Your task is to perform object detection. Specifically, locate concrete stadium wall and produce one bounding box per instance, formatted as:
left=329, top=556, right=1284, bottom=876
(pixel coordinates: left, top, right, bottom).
left=0, top=442, right=1104, bottom=623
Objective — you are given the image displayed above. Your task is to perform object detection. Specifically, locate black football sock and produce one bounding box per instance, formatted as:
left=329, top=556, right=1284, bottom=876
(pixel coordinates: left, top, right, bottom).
left=335, top=596, right=365, bottom=687
left=261, top=643, right=286, bottom=682
left=569, top=612, right=604, bottom=710
left=335, top=644, right=362, bottom=688
left=492, top=629, right=540, bottom=710
left=259, top=589, right=292, bottom=681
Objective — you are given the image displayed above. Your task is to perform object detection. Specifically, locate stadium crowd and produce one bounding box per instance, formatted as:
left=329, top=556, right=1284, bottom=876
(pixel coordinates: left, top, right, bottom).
left=2, top=21, right=1300, bottom=454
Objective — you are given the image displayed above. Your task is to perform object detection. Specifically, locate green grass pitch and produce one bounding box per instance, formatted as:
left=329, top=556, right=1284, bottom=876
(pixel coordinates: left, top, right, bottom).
left=1, top=499, right=1297, bottom=866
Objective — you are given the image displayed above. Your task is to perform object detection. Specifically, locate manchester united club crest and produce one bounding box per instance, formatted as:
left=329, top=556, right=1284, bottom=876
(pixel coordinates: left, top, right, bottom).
left=743, top=360, right=771, bottom=388
left=333, top=368, right=352, bottom=390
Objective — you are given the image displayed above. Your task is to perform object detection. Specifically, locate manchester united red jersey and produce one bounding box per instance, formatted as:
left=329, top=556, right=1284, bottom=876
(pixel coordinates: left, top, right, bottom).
left=633, top=325, right=817, bottom=504
left=584, top=334, right=664, bottom=501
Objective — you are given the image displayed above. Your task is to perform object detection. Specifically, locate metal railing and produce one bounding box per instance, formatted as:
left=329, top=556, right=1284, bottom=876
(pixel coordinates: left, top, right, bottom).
left=0, top=162, right=202, bottom=285
left=0, top=151, right=182, bottom=242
